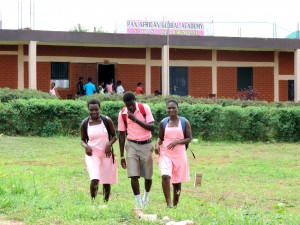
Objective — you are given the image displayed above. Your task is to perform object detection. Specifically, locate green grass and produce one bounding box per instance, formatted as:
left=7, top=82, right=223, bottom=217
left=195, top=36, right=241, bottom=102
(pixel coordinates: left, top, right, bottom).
left=0, top=135, right=299, bottom=225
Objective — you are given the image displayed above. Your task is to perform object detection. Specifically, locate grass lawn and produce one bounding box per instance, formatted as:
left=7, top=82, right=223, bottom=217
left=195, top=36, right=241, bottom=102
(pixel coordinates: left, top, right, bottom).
left=0, top=135, right=299, bottom=225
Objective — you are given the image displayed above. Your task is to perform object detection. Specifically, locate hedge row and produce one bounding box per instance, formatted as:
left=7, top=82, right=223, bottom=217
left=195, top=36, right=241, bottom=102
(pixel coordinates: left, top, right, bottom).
left=2, top=88, right=300, bottom=108
left=1, top=99, right=300, bottom=142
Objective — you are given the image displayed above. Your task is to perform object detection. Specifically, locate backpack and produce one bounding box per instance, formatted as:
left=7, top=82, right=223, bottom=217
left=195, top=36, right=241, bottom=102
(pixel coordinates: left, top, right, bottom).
left=121, top=102, right=146, bottom=128
left=162, top=116, right=195, bottom=159
left=82, top=115, right=115, bottom=163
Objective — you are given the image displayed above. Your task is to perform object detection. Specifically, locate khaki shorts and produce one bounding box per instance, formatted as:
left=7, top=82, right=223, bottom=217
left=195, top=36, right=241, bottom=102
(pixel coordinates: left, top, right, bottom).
left=125, top=141, right=154, bottom=179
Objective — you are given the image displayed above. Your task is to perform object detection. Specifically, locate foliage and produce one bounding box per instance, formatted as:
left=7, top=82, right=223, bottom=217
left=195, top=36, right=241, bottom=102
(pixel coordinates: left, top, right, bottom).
left=70, top=23, right=89, bottom=32
left=237, top=86, right=260, bottom=100
left=0, top=136, right=299, bottom=224
left=0, top=88, right=56, bottom=102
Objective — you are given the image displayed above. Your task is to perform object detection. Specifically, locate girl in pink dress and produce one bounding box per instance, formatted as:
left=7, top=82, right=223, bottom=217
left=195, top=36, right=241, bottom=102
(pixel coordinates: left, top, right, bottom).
left=80, top=99, right=118, bottom=202
left=155, top=99, right=192, bottom=208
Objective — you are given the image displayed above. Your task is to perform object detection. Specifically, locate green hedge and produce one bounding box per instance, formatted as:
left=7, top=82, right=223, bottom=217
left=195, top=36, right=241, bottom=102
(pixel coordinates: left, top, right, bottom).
left=1, top=98, right=300, bottom=142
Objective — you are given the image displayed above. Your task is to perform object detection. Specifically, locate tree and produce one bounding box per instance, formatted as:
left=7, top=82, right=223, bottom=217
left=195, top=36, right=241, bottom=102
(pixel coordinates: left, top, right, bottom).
left=70, top=24, right=88, bottom=32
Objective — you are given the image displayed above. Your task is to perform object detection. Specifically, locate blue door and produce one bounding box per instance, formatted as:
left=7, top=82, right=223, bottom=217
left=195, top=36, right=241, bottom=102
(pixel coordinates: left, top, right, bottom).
left=170, top=67, right=188, bottom=96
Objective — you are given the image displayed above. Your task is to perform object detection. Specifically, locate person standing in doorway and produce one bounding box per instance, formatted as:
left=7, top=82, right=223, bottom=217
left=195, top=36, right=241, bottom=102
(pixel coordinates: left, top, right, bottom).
left=118, top=92, right=154, bottom=208
left=116, top=80, right=125, bottom=95
left=155, top=99, right=192, bottom=208
left=135, top=82, right=144, bottom=95
left=80, top=99, right=118, bottom=202
left=84, top=77, right=96, bottom=96
left=76, top=77, right=85, bottom=96
left=106, top=80, right=114, bottom=95
left=98, top=81, right=105, bottom=94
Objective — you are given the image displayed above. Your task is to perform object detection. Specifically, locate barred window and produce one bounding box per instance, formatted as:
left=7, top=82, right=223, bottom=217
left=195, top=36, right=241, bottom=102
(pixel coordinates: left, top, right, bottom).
left=51, top=62, right=70, bottom=88
left=237, top=67, right=253, bottom=91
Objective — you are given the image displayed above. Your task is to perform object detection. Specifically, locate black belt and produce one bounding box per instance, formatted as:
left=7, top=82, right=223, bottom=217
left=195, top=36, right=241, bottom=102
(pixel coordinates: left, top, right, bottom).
left=128, top=139, right=152, bottom=145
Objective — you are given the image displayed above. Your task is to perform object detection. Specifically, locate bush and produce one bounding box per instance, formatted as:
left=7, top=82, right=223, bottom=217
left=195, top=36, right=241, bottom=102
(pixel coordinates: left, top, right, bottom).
left=0, top=88, right=56, bottom=102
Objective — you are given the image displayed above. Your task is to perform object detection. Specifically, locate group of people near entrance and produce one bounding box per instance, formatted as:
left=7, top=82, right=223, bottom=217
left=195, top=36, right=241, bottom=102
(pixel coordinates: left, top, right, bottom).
left=80, top=92, right=192, bottom=208
left=76, top=77, right=144, bottom=97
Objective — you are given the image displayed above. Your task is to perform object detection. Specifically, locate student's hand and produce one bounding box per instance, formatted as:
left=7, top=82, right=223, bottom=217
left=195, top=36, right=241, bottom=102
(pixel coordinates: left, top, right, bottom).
left=121, top=159, right=127, bottom=169
left=167, top=140, right=179, bottom=150
left=127, top=111, right=136, bottom=122
left=105, top=143, right=112, bottom=157
left=85, top=146, right=93, bottom=156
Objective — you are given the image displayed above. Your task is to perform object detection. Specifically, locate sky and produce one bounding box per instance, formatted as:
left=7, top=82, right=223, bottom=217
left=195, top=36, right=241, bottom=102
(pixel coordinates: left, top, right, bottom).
left=0, top=0, right=299, bottom=38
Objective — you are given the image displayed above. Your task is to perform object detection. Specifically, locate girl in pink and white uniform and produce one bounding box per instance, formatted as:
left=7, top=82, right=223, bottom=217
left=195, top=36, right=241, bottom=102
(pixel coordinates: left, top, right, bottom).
left=155, top=99, right=192, bottom=208
left=80, top=99, right=117, bottom=202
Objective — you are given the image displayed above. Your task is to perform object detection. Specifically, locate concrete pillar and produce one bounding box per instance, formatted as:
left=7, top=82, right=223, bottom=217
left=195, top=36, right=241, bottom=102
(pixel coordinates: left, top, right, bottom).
left=274, top=52, right=279, bottom=102
left=18, top=45, right=24, bottom=90
left=212, top=50, right=217, bottom=95
left=28, top=41, right=37, bottom=89
left=161, top=45, right=169, bottom=95
left=295, top=49, right=300, bottom=102
left=145, top=48, right=151, bottom=95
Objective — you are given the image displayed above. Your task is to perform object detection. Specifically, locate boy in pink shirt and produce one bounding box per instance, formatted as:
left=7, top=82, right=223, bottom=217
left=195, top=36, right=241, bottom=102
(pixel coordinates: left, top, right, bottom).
left=118, top=92, right=154, bottom=207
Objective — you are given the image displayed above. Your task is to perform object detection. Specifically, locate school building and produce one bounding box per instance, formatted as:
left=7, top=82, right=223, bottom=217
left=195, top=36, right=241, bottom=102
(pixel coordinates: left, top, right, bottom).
left=1, top=29, right=300, bottom=101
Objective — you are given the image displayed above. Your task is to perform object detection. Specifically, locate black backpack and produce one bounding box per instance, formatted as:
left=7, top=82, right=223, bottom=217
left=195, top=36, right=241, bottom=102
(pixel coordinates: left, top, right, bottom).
left=82, top=115, right=115, bottom=163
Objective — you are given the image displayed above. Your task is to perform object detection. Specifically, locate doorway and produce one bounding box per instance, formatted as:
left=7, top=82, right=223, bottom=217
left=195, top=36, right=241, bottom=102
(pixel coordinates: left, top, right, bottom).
left=169, top=67, right=188, bottom=96
left=288, top=80, right=294, bottom=101
left=98, top=64, right=115, bottom=86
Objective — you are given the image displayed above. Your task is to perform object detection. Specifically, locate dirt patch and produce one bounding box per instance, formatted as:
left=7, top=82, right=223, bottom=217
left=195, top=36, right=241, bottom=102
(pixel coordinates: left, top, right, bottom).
left=0, top=221, right=25, bottom=225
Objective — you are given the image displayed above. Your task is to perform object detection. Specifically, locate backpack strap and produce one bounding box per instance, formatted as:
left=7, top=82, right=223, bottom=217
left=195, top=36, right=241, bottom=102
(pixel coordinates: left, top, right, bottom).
left=121, top=102, right=146, bottom=129
left=138, top=102, right=146, bottom=118
left=162, top=117, right=170, bottom=140
left=83, top=117, right=89, bottom=143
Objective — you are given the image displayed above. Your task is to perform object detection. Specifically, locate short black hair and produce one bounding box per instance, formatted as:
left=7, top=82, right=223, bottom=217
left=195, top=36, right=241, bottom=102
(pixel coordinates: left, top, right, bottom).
left=79, top=77, right=83, bottom=80
left=123, top=92, right=136, bottom=102
left=137, top=82, right=142, bottom=86
left=87, top=99, right=100, bottom=107
left=167, top=99, right=178, bottom=106
left=88, top=77, right=92, bottom=82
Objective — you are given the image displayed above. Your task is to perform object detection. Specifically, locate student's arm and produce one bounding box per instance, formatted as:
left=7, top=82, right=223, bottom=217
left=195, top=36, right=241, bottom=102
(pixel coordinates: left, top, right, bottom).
left=119, top=131, right=126, bottom=169
left=155, top=121, right=163, bottom=155
left=80, top=122, right=92, bottom=156
left=105, top=117, right=117, bottom=157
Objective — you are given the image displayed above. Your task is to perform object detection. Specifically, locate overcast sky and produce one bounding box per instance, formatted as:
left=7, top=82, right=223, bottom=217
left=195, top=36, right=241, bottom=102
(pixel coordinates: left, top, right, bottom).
left=0, top=0, right=299, bottom=38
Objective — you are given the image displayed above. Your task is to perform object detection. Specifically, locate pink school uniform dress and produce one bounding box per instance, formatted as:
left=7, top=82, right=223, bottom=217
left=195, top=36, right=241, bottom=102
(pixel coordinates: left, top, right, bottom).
left=85, top=121, right=117, bottom=184
left=158, top=120, right=189, bottom=184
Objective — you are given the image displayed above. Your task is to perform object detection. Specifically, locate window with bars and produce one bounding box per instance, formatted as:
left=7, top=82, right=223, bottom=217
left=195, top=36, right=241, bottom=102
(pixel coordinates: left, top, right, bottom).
left=51, top=62, right=69, bottom=88
left=237, top=67, right=253, bottom=91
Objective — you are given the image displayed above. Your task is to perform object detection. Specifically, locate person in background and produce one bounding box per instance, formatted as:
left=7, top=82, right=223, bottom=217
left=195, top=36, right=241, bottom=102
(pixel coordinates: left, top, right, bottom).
left=118, top=92, right=155, bottom=208
left=80, top=99, right=118, bottom=202
left=106, top=80, right=114, bottom=95
left=155, top=99, right=192, bottom=208
left=84, top=77, right=96, bottom=96
left=49, top=82, right=60, bottom=98
left=135, top=82, right=143, bottom=95
left=154, top=90, right=162, bottom=96
left=98, top=81, right=105, bottom=94
left=76, top=77, right=85, bottom=96
left=116, top=80, right=125, bottom=95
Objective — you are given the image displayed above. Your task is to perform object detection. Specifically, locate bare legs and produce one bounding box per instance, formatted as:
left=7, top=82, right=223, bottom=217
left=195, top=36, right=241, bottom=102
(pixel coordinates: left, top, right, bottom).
left=131, top=176, right=152, bottom=206
left=131, top=176, right=152, bottom=195
left=161, top=175, right=182, bottom=208
left=90, top=179, right=111, bottom=202
left=90, top=179, right=99, bottom=199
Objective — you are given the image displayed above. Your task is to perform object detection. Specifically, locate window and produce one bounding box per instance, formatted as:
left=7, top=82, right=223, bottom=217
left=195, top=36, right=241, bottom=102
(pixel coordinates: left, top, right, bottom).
left=237, top=67, right=253, bottom=91
left=51, top=62, right=69, bottom=88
